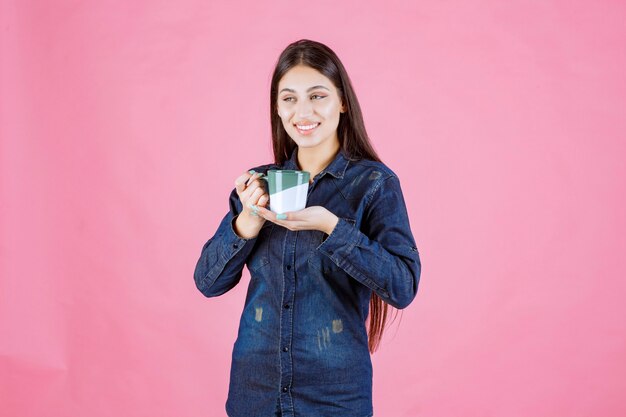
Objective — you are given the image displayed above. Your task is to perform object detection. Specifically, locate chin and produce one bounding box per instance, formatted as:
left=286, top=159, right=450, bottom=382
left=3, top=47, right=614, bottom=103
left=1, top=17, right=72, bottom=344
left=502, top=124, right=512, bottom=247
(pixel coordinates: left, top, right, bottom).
left=286, top=132, right=315, bottom=146
left=292, top=139, right=319, bottom=148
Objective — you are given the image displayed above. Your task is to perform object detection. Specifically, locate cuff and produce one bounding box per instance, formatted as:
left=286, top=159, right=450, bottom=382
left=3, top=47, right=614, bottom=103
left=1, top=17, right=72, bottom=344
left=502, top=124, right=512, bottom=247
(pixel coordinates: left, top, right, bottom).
left=316, top=217, right=359, bottom=263
left=220, top=213, right=257, bottom=259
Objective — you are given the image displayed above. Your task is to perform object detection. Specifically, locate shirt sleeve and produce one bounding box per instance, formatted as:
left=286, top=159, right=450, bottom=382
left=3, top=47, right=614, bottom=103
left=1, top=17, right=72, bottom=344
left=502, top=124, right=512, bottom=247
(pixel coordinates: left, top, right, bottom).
left=193, top=187, right=258, bottom=297
left=316, top=174, right=421, bottom=309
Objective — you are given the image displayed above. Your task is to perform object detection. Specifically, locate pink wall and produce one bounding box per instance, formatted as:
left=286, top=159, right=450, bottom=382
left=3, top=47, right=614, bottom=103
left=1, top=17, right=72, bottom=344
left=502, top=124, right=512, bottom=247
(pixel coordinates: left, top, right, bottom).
left=2, top=1, right=625, bottom=416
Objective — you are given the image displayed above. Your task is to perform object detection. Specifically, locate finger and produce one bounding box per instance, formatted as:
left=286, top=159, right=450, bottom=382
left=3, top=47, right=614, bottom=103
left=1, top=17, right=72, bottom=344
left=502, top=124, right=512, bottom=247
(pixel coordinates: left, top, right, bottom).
left=256, top=205, right=291, bottom=224
left=245, top=171, right=263, bottom=186
left=245, top=180, right=264, bottom=196
left=247, top=178, right=266, bottom=193
left=248, top=187, right=265, bottom=207
left=254, top=205, right=275, bottom=221
left=241, top=189, right=265, bottom=218
left=257, top=194, right=269, bottom=207
left=234, top=172, right=253, bottom=194
left=274, top=210, right=294, bottom=221
left=240, top=182, right=261, bottom=202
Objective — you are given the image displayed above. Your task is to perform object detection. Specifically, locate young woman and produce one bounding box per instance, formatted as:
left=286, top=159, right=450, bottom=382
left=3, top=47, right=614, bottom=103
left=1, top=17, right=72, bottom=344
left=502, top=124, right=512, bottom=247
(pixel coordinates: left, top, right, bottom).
left=194, top=39, right=421, bottom=417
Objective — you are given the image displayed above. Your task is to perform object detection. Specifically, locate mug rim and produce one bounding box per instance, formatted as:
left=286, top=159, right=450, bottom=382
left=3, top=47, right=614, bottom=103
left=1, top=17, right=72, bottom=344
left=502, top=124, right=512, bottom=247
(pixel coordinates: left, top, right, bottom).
left=268, top=169, right=309, bottom=175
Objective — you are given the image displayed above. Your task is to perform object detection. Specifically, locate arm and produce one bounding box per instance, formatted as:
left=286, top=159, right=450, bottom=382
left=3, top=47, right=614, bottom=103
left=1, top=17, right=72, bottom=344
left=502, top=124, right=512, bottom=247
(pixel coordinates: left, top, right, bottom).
left=193, top=187, right=258, bottom=297
left=316, top=175, right=421, bottom=309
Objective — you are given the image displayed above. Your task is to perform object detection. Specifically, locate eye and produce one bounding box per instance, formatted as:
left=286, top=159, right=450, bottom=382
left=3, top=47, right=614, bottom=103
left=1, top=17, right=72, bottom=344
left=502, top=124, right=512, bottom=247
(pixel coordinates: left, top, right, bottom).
left=281, top=94, right=325, bottom=102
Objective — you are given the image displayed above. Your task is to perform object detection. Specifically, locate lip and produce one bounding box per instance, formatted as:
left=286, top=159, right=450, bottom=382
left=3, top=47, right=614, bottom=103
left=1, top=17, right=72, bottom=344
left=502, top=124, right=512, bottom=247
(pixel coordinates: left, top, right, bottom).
left=294, top=122, right=320, bottom=136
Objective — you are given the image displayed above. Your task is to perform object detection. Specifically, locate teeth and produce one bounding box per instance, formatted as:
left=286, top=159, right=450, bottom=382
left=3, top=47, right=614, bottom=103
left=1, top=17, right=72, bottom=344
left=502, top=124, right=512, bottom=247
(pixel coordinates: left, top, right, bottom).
left=297, top=123, right=319, bottom=131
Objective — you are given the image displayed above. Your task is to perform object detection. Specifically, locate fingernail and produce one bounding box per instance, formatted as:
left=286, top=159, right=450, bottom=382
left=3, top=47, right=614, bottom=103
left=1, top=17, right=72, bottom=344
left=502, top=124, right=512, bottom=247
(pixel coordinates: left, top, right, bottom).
left=251, top=211, right=259, bottom=216
left=248, top=170, right=255, bottom=174
left=251, top=204, right=258, bottom=210
left=276, top=213, right=287, bottom=220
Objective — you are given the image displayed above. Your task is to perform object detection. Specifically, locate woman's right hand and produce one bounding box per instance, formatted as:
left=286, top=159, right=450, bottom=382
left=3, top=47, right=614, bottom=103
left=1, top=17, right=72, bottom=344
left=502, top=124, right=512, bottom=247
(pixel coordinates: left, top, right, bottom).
left=233, top=170, right=270, bottom=238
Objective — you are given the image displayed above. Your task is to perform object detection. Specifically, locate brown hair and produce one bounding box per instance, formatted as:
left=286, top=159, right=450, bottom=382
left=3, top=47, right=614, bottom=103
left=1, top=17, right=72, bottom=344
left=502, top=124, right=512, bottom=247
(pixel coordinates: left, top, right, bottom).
left=269, top=39, right=400, bottom=353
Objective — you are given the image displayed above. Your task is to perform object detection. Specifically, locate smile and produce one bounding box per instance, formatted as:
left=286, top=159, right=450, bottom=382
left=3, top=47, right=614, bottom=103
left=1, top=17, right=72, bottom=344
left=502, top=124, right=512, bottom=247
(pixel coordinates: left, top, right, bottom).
left=295, top=123, right=320, bottom=134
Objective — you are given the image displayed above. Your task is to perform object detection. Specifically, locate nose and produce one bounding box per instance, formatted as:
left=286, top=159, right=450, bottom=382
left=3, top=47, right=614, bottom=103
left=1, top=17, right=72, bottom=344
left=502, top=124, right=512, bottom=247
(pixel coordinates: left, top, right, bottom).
left=295, top=98, right=314, bottom=118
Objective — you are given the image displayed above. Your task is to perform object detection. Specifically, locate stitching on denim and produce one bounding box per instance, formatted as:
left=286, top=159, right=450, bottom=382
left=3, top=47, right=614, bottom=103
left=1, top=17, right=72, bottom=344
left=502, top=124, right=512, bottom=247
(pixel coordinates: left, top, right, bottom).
left=317, top=217, right=357, bottom=263
left=330, top=220, right=386, bottom=293
left=277, top=230, right=285, bottom=400
left=344, top=221, right=360, bottom=257
left=332, top=175, right=350, bottom=201
left=315, top=217, right=341, bottom=252
left=341, top=262, right=385, bottom=294
left=286, top=231, right=297, bottom=408
left=200, top=227, right=233, bottom=284
left=247, top=224, right=273, bottom=272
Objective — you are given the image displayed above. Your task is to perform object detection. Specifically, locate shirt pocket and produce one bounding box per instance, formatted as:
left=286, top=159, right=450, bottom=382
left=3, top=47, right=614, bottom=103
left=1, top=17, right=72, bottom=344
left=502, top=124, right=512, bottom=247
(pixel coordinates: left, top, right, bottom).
left=246, top=222, right=273, bottom=273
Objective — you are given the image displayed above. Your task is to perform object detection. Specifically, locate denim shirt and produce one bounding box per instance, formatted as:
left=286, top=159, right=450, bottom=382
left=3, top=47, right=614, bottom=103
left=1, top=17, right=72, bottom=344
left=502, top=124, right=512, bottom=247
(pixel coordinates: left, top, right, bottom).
left=194, top=147, right=421, bottom=417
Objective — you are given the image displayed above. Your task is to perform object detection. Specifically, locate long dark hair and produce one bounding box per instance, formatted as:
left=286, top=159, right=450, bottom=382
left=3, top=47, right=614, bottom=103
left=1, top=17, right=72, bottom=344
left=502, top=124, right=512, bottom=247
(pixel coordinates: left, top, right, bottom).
left=269, top=39, right=399, bottom=353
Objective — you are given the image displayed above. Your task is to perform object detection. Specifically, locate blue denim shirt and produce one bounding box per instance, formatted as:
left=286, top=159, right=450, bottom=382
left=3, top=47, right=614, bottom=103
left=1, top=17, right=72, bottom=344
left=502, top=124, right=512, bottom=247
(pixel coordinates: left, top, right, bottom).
left=194, top=147, right=421, bottom=417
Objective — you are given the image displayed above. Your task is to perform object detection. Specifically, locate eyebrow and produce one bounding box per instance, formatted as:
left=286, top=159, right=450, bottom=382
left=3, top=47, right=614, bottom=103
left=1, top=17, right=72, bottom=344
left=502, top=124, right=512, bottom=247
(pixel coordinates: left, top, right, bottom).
left=279, top=85, right=330, bottom=94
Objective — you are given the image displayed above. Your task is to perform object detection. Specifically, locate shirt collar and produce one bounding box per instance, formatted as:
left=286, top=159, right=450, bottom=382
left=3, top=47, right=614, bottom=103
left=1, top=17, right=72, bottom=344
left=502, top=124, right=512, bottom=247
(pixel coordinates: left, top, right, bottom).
left=283, top=146, right=349, bottom=180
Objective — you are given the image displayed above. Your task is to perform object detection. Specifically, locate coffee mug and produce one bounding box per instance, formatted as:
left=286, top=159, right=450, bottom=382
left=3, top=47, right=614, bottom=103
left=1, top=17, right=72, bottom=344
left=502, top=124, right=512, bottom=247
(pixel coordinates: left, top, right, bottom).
left=256, top=170, right=310, bottom=214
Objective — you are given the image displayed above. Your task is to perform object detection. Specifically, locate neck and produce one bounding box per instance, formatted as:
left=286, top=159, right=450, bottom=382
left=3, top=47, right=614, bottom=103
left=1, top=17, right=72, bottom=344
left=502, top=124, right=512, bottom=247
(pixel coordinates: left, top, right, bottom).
left=296, top=140, right=340, bottom=180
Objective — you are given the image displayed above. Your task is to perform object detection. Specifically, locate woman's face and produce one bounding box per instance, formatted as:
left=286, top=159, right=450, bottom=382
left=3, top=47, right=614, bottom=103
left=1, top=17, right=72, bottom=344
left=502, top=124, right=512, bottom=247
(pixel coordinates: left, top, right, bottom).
left=276, top=65, right=345, bottom=151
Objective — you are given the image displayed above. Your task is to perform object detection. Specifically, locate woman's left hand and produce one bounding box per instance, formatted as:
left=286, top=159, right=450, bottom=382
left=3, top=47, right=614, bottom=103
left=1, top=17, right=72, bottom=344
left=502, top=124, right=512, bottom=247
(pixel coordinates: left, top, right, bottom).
left=254, top=205, right=339, bottom=235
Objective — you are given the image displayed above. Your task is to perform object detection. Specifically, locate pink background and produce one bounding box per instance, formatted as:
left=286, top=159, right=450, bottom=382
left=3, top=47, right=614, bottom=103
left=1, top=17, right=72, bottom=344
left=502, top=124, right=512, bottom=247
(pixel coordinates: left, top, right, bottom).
left=2, top=1, right=625, bottom=416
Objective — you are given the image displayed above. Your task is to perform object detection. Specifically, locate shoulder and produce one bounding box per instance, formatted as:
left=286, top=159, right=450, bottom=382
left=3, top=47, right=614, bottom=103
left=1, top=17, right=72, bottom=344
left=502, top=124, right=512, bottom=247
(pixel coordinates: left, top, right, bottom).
left=337, top=158, right=404, bottom=206
left=345, top=158, right=398, bottom=182
left=347, top=158, right=410, bottom=203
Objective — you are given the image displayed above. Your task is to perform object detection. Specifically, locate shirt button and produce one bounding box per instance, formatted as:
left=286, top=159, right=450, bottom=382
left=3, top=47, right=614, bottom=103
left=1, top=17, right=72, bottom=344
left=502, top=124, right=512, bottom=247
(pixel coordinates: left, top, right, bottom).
left=283, top=346, right=289, bottom=352
left=286, top=265, right=291, bottom=270
left=329, top=250, right=334, bottom=255
left=283, top=304, right=290, bottom=309
left=282, top=386, right=288, bottom=392
left=232, top=243, right=238, bottom=249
